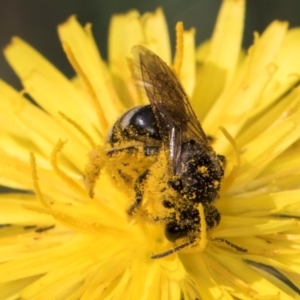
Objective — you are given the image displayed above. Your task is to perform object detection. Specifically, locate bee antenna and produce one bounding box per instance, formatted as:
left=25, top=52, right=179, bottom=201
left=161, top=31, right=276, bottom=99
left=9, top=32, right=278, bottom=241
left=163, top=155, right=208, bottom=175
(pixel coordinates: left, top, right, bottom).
left=212, top=238, right=247, bottom=252
left=151, top=241, right=194, bottom=259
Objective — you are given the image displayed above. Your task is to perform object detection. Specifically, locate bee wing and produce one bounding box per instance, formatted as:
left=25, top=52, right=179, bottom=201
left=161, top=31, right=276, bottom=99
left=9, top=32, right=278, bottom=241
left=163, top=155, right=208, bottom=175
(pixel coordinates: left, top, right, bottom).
left=131, top=45, right=210, bottom=173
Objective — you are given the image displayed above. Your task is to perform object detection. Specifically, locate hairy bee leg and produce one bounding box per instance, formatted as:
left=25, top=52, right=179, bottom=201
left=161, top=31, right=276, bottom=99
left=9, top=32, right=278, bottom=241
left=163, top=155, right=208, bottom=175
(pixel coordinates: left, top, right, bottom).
left=85, top=145, right=137, bottom=198
left=140, top=212, right=171, bottom=224
left=106, top=145, right=140, bottom=157
left=127, top=170, right=149, bottom=215
left=106, top=145, right=159, bottom=157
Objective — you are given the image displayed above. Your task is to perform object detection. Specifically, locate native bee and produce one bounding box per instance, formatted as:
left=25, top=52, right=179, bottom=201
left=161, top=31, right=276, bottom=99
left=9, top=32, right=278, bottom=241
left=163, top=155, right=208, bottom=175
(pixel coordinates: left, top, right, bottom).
left=93, top=46, right=226, bottom=258
left=88, top=46, right=229, bottom=258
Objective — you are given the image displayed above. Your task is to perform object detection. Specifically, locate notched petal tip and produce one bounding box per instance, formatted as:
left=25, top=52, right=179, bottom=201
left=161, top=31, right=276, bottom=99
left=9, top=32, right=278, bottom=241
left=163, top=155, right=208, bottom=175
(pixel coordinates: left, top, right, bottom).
left=59, top=14, right=78, bottom=26
left=3, top=36, right=22, bottom=54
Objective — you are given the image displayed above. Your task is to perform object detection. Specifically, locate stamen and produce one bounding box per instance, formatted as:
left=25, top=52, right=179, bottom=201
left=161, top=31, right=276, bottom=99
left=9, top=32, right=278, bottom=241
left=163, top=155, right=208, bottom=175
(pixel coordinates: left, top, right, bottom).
left=219, top=126, right=241, bottom=193
left=84, top=147, right=105, bottom=198
left=173, top=22, right=184, bottom=77
left=30, top=152, right=50, bottom=208
left=61, top=42, right=108, bottom=132
left=219, top=126, right=240, bottom=165
left=51, top=139, right=87, bottom=196
left=59, top=111, right=96, bottom=148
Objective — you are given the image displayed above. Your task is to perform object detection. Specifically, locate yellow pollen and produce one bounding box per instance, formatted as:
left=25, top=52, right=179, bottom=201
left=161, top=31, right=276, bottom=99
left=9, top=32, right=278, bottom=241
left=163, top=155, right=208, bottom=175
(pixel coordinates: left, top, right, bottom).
left=197, top=165, right=208, bottom=176
left=213, top=180, right=219, bottom=188
left=198, top=203, right=207, bottom=250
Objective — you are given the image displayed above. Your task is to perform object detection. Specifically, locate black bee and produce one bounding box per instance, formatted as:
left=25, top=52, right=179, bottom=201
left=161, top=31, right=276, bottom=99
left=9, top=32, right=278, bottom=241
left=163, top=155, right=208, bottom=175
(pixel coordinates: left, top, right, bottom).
left=106, top=46, right=225, bottom=258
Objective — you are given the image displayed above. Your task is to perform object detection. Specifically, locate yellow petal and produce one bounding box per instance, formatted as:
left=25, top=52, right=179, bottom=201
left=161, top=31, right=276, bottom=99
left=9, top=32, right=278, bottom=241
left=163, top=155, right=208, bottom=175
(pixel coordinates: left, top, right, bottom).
left=179, top=28, right=196, bottom=97
left=4, top=37, right=101, bottom=141
left=205, top=21, right=288, bottom=152
left=181, top=254, right=228, bottom=300
left=218, top=190, right=300, bottom=216
left=251, top=265, right=300, bottom=300
left=192, top=0, right=245, bottom=120
left=231, top=111, right=300, bottom=189
left=0, top=275, right=41, bottom=300
left=141, top=8, right=171, bottom=64
left=251, top=28, right=300, bottom=117
left=236, top=85, right=300, bottom=147
left=108, top=10, right=144, bottom=107
left=0, top=194, right=54, bottom=225
left=209, top=253, right=296, bottom=300
left=0, top=80, right=88, bottom=172
left=108, top=8, right=171, bottom=107
left=58, top=16, right=125, bottom=130
left=0, top=150, right=82, bottom=204
left=216, top=216, right=298, bottom=237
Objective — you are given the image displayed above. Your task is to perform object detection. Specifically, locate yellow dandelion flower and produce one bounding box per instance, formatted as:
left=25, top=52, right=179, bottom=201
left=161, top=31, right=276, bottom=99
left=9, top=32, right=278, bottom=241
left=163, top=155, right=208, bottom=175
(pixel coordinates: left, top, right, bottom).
left=1, top=0, right=300, bottom=299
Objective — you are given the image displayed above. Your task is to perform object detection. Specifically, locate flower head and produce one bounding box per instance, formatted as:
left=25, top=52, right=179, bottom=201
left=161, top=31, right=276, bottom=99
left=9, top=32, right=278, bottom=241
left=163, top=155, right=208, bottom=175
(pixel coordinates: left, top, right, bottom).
left=1, top=0, right=300, bottom=299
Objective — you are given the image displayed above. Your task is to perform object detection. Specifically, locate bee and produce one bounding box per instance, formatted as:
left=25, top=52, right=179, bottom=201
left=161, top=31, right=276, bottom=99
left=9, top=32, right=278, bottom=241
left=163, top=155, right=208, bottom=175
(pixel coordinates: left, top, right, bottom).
left=104, top=46, right=227, bottom=257
left=90, top=46, right=228, bottom=258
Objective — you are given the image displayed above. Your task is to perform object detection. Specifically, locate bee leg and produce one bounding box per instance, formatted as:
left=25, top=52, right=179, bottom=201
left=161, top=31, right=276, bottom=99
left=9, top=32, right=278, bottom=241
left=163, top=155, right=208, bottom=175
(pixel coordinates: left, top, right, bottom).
left=127, top=170, right=149, bottom=215
left=106, top=145, right=140, bottom=157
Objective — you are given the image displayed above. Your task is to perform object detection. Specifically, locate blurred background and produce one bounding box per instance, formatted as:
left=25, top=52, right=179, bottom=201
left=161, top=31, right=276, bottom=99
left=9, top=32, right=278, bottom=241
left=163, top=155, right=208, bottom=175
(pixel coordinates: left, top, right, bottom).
left=1, top=0, right=300, bottom=89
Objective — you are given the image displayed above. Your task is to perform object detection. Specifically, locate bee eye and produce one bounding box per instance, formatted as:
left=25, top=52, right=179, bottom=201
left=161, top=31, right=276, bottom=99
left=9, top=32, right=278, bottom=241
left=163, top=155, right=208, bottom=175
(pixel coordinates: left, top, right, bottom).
left=165, top=222, right=188, bottom=242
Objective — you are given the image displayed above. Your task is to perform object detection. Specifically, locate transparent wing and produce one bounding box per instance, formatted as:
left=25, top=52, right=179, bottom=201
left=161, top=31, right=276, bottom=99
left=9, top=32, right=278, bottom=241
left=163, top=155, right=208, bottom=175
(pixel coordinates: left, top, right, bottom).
left=131, top=45, right=210, bottom=173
